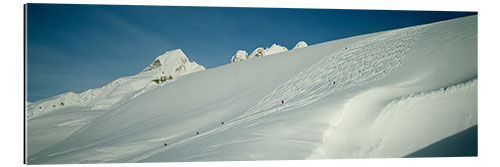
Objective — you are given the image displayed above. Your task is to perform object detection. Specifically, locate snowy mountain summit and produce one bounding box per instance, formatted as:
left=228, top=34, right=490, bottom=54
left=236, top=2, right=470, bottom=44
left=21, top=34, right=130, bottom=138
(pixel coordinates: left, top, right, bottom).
left=231, top=50, right=249, bottom=63
left=143, top=49, right=204, bottom=74
left=142, top=49, right=205, bottom=83
left=292, top=41, right=308, bottom=50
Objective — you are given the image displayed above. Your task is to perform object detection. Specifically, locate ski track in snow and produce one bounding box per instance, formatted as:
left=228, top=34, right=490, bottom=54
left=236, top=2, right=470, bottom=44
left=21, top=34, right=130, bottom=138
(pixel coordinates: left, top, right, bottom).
left=132, top=24, right=427, bottom=162
left=243, top=25, right=426, bottom=118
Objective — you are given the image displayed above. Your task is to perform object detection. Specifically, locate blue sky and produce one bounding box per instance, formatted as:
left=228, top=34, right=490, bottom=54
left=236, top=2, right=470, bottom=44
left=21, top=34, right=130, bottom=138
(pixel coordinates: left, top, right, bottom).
left=26, top=4, right=476, bottom=102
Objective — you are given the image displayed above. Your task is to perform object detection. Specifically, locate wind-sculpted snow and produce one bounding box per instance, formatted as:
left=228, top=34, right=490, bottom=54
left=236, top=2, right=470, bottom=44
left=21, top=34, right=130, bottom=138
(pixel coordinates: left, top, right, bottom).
left=242, top=25, right=426, bottom=119
left=367, top=79, right=477, bottom=157
left=311, top=79, right=478, bottom=158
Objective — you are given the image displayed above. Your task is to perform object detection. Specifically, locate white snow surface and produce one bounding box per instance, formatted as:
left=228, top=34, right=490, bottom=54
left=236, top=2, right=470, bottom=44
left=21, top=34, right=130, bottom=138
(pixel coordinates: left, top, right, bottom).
left=292, top=41, right=308, bottom=50
left=26, top=15, right=477, bottom=164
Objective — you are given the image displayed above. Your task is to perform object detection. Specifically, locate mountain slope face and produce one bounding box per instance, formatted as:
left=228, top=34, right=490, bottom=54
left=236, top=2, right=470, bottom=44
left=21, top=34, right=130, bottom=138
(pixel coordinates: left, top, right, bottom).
left=26, top=49, right=204, bottom=120
left=27, top=15, right=477, bottom=164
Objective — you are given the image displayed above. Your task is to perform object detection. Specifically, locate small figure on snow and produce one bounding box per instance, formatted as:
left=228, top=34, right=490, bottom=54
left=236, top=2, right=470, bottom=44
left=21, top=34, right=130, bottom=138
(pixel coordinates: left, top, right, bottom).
left=164, top=143, right=168, bottom=147
left=282, top=100, right=284, bottom=104
left=196, top=132, right=199, bottom=135
left=221, top=121, right=224, bottom=125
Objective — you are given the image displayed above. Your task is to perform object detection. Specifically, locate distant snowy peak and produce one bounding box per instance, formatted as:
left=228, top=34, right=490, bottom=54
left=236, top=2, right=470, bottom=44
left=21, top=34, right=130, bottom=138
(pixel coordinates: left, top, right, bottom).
left=249, top=44, right=288, bottom=58
left=292, top=41, right=308, bottom=50
left=249, top=47, right=265, bottom=59
left=142, top=49, right=202, bottom=72
left=232, top=42, right=306, bottom=63
left=231, top=50, right=249, bottom=63
left=142, top=49, right=205, bottom=80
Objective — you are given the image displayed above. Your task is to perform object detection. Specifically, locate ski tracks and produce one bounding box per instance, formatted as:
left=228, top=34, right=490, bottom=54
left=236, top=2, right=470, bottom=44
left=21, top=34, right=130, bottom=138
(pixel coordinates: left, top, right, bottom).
left=244, top=24, right=427, bottom=119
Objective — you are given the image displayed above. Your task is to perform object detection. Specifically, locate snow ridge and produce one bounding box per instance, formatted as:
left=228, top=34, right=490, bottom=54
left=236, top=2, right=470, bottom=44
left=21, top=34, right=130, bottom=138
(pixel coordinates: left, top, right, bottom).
left=142, top=49, right=205, bottom=74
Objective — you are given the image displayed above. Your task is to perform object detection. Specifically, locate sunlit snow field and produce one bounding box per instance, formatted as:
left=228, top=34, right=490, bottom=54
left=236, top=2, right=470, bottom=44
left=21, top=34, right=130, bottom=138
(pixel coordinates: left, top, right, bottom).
left=26, top=15, right=477, bottom=164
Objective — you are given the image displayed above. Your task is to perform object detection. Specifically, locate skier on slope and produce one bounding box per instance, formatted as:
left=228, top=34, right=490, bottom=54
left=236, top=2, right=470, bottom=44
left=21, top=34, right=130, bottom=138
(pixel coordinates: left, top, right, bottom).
left=282, top=100, right=284, bottom=104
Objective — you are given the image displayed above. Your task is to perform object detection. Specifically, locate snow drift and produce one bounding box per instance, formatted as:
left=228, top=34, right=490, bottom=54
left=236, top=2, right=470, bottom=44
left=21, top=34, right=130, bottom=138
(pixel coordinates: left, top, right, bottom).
left=26, top=15, right=477, bottom=164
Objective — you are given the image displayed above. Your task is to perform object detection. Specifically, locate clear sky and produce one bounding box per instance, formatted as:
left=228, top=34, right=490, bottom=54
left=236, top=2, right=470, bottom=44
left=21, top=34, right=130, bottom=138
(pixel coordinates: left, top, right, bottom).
left=25, top=3, right=476, bottom=102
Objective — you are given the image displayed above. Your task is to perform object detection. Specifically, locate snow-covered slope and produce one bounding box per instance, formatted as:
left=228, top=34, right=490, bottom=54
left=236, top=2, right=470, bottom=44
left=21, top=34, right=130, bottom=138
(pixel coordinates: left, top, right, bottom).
left=26, top=49, right=204, bottom=156
left=26, top=15, right=477, bottom=164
